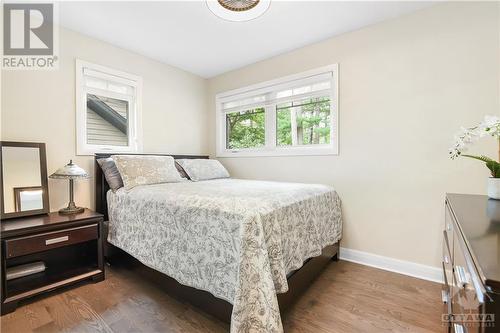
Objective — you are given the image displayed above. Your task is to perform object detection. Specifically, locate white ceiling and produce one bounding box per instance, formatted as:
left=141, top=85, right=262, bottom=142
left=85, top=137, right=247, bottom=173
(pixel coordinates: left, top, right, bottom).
left=60, top=1, right=435, bottom=78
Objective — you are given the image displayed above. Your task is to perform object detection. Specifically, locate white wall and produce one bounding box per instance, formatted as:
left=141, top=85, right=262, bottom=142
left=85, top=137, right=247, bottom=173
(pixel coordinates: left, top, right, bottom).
left=207, top=2, right=500, bottom=268
left=2, top=27, right=208, bottom=211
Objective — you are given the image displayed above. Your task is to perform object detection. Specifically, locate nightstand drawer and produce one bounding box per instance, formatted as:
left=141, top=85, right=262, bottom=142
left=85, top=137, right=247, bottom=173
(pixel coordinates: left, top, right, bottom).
left=5, top=224, right=98, bottom=258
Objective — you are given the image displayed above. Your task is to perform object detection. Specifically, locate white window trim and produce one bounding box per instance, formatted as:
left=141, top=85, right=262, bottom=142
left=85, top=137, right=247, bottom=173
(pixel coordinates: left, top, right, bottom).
left=215, top=64, right=339, bottom=158
left=75, top=59, right=143, bottom=156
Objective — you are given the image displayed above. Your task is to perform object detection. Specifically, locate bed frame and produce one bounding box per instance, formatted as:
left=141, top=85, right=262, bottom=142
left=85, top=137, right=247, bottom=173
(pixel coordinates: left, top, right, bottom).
left=94, top=153, right=339, bottom=323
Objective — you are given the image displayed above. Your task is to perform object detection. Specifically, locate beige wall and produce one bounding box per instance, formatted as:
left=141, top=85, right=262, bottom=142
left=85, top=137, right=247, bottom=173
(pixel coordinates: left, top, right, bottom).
left=2, top=28, right=208, bottom=212
left=2, top=2, right=498, bottom=269
left=207, top=2, right=500, bottom=268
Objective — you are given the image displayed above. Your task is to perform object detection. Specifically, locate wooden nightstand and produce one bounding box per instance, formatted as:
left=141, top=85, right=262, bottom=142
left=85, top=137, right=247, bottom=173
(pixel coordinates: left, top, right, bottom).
left=1, top=209, right=104, bottom=315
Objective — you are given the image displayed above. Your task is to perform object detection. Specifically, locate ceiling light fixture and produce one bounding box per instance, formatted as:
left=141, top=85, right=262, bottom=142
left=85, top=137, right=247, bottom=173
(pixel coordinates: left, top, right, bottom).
left=207, top=0, right=271, bottom=22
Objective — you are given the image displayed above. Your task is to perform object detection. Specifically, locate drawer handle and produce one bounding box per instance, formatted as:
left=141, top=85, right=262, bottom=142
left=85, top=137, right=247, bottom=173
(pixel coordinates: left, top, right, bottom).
left=455, top=265, right=470, bottom=287
left=444, top=255, right=449, bottom=264
left=441, top=290, right=449, bottom=304
left=45, top=235, right=69, bottom=245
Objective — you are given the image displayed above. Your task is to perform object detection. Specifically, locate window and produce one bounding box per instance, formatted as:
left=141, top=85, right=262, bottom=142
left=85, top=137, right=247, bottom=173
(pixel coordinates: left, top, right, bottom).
left=276, top=97, right=331, bottom=147
left=76, top=60, right=142, bottom=155
left=216, top=64, right=338, bottom=157
left=226, top=107, right=265, bottom=149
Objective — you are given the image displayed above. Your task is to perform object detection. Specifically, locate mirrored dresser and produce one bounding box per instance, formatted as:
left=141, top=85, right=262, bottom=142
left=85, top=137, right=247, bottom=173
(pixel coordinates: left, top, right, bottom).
left=0, top=141, right=105, bottom=315
left=443, top=194, right=500, bottom=333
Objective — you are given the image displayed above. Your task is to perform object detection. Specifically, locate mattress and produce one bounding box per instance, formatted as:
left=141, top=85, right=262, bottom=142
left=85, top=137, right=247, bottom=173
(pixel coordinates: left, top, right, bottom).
left=107, top=178, right=342, bottom=333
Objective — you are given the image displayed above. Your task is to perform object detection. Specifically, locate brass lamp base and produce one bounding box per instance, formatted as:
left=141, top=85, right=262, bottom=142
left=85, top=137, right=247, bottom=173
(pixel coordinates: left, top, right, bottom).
left=59, top=206, right=85, bottom=215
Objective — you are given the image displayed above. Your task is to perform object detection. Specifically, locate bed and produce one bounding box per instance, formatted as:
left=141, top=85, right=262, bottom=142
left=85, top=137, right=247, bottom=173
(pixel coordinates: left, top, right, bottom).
left=95, top=153, right=342, bottom=332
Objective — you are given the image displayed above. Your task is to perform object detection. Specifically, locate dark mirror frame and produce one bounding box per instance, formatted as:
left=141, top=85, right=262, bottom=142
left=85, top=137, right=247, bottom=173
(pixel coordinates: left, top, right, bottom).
left=0, top=141, right=50, bottom=220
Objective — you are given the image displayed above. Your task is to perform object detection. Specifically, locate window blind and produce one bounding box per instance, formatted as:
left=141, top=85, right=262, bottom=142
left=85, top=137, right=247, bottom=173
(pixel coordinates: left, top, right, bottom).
left=220, top=71, right=333, bottom=113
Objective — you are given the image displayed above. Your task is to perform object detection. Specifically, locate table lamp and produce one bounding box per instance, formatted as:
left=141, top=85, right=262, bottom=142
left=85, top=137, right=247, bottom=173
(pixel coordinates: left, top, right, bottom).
left=49, top=160, right=89, bottom=214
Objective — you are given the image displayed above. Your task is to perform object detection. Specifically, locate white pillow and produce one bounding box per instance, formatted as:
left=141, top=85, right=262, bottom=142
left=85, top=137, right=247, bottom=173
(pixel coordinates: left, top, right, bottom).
left=112, top=155, right=182, bottom=190
left=175, top=159, right=229, bottom=182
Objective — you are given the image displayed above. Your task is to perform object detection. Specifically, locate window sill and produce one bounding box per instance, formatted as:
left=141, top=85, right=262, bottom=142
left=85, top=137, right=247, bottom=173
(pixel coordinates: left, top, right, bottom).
left=216, top=146, right=338, bottom=158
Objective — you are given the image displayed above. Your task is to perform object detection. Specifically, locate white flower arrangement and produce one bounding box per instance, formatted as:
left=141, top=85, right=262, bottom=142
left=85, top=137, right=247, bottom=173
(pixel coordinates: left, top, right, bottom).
left=449, top=115, right=500, bottom=178
left=449, top=115, right=500, bottom=159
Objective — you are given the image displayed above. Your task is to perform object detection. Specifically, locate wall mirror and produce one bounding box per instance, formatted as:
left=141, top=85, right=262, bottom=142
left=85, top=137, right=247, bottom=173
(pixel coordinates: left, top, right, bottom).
left=1, top=142, right=50, bottom=220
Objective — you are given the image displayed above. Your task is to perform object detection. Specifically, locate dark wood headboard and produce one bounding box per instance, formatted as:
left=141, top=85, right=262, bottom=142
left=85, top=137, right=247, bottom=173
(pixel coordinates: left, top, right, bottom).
left=94, top=153, right=209, bottom=221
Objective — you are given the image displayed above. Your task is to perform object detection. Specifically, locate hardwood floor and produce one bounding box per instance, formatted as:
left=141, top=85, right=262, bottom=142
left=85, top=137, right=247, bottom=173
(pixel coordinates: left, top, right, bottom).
left=1, top=260, right=443, bottom=333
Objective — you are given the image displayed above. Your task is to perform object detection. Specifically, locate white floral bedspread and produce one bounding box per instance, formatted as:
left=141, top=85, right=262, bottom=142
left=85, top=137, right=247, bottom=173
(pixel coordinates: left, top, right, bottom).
left=107, top=178, right=342, bottom=332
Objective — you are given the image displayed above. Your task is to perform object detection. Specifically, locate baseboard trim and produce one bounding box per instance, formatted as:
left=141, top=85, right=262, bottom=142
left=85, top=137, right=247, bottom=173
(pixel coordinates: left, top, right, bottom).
left=339, top=247, right=443, bottom=284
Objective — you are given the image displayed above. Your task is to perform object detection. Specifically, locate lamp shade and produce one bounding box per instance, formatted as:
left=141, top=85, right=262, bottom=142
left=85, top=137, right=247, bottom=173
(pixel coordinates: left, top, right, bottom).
left=49, top=160, right=89, bottom=180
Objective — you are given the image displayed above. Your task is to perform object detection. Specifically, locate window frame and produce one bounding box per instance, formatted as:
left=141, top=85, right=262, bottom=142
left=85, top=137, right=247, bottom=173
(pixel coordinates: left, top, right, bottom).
left=215, top=64, right=338, bottom=157
left=75, top=59, right=143, bottom=156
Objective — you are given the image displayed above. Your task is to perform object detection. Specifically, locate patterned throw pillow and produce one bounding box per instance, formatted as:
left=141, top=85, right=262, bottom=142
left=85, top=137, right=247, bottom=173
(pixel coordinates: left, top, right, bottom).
left=112, top=155, right=182, bottom=190
left=96, top=157, right=124, bottom=191
left=175, top=159, right=230, bottom=182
